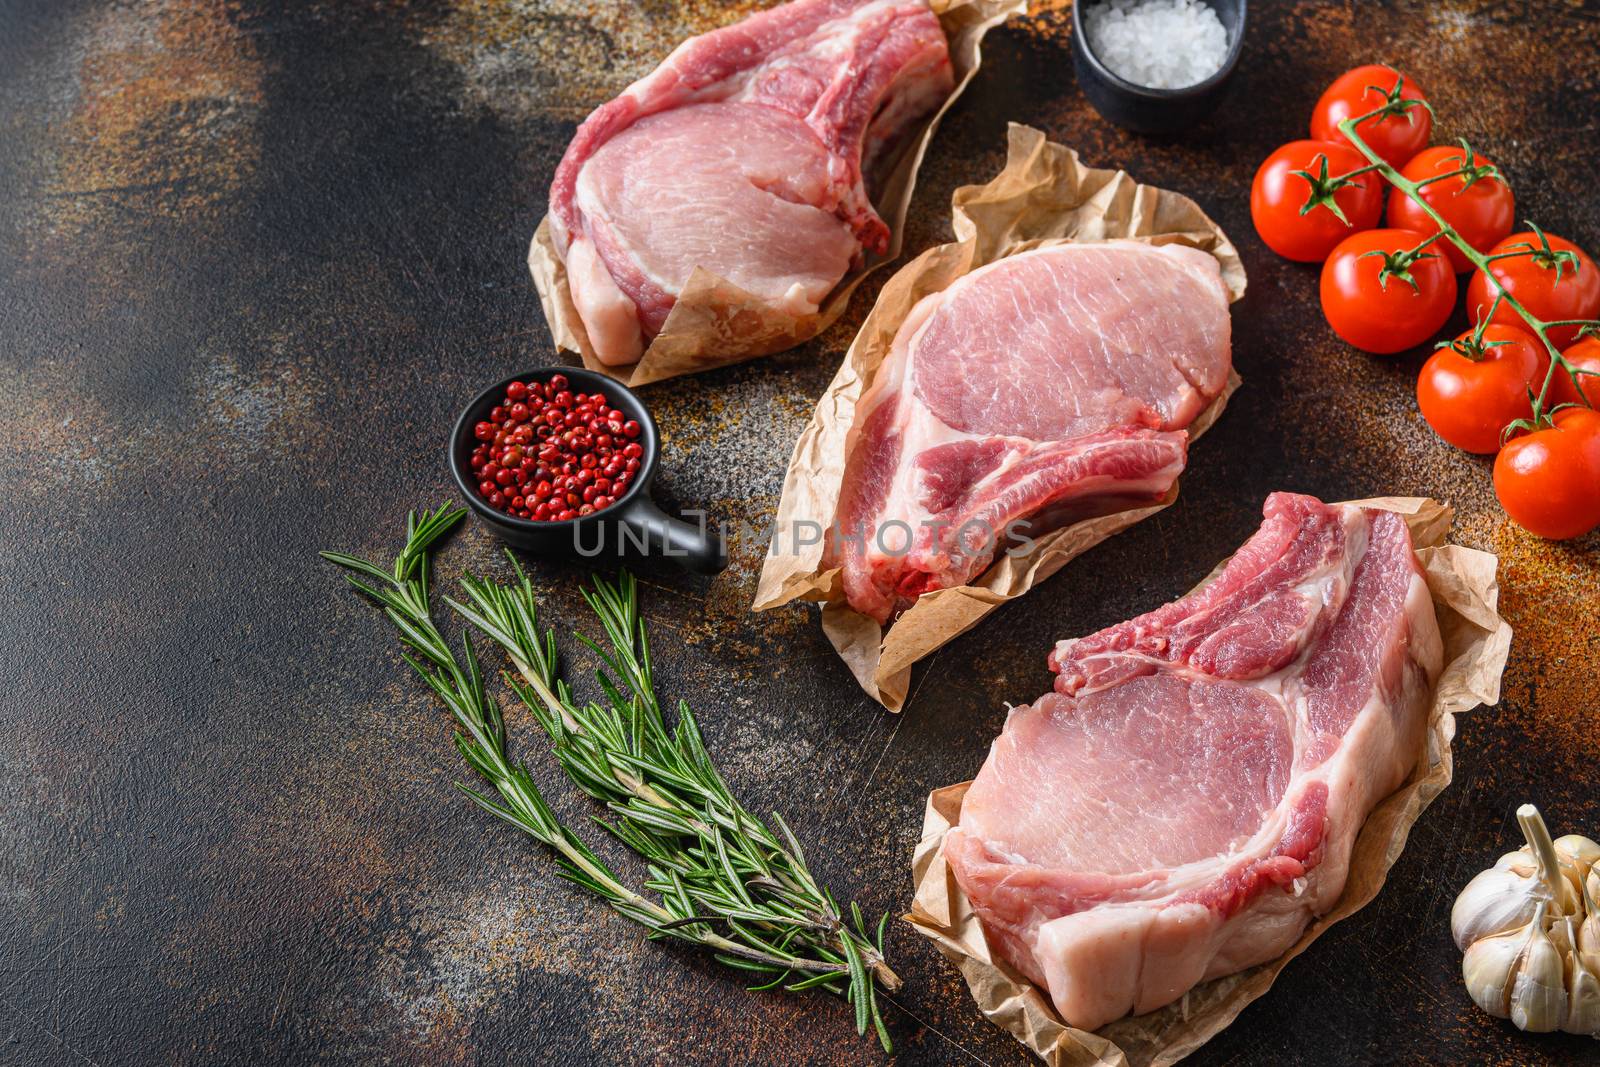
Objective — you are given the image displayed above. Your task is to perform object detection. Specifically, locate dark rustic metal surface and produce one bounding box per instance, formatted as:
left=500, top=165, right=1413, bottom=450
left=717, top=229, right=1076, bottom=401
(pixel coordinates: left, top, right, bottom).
left=2, top=1, right=1598, bottom=1064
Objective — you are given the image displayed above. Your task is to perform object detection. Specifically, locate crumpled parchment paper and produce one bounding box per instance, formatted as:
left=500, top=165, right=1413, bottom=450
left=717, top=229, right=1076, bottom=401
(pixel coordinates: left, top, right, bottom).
left=906, top=496, right=1513, bottom=1066
left=527, top=0, right=1026, bottom=388
left=752, top=124, right=1247, bottom=710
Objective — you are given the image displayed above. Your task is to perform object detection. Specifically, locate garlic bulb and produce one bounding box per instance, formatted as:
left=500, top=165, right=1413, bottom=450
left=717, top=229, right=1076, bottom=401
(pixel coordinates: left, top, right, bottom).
left=1452, top=805, right=1581, bottom=951
left=1454, top=804, right=1600, bottom=1039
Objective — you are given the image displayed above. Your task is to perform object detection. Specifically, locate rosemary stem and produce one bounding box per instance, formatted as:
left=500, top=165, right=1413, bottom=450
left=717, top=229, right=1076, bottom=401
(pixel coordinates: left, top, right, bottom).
left=868, top=952, right=904, bottom=993
left=516, top=652, right=695, bottom=820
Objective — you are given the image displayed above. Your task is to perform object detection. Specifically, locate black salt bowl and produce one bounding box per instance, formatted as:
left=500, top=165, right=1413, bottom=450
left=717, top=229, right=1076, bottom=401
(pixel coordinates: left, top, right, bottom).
left=449, top=367, right=726, bottom=574
left=1072, top=0, right=1247, bottom=136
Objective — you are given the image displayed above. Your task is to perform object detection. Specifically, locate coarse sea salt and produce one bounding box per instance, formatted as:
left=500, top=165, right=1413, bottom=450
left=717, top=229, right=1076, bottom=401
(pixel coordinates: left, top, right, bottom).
left=1083, top=0, right=1229, bottom=90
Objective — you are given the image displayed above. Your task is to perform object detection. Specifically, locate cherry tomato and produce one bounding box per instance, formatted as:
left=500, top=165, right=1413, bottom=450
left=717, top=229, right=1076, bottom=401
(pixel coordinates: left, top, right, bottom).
left=1467, top=231, right=1600, bottom=348
left=1320, top=229, right=1458, bottom=354
left=1251, top=140, right=1384, bottom=262
left=1548, top=333, right=1600, bottom=410
left=1387, top=146, right=1515, bottom=272
left=1310, top=64, right=1432, bottom=169
left=1416, top=325, right=1548, bottom=453
left=1493, top=407, right=1600, bottom=539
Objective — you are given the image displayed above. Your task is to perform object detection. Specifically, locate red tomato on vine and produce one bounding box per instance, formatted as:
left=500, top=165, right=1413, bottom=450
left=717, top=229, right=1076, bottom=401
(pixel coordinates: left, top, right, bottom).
left=1467, top=229, right=1600, bottom=348
left=1493, top=407, right=1600, bottom=539
left=1320, top=229, right=1457, bottom=354
left=1416, top=325, right=1548, bottom=454
left=1251, top=141, right=1383, bottom=262
left=1311, top=64, right=1432, bottom=169
left=1388, top=144, right=1515, bottom=272
left=1551, top=333, right=1600, bottom=410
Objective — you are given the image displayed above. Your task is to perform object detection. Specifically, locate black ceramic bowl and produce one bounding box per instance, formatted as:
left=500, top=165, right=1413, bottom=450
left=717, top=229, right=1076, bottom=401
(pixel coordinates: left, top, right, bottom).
left=1071, top=0, right=1247, bottom=136
left=449, top=367, right=726, bottom=574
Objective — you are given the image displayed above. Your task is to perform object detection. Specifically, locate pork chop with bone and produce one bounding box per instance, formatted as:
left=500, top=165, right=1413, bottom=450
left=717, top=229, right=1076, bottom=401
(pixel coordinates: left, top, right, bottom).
left=944, top=493, right=1443, bottom=1031
left=826, top=239, right=1232, bottom=623
left=548, top=0, right=953, bottom=365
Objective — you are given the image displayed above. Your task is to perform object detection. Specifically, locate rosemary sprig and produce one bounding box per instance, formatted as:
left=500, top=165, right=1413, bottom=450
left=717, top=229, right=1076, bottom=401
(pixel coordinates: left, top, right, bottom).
left=450, top=561, right=899, bottom=989
left=322, top=508, right=897, bottom=1051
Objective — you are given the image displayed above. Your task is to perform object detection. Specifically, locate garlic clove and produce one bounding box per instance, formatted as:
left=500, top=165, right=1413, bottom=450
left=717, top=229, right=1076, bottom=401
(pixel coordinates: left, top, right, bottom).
left=1580, top=879, right=1600, bottom=977
left=1556, top=834, right=1600, bottom=903
left=1452, top=866, right=1546, bottom=950
left=1562, top=920, right=1600, bottom=1037
left=1495, top=847, right=1539, bottom=878
left=1510, top=907, right=1568, bottom=1033
left=1462, top=923, right=1527, bottom=1019
left=1556, top=834, right=1600, bottom=878
left=1553, top=916, right=1600, bottom=1037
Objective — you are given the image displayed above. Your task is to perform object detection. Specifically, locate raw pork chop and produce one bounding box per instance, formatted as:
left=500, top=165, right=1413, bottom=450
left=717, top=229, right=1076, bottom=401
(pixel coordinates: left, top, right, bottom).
left=944, top=493, right=1444, bottom=1031
left=826, top=240, right=1231, bottom=623
left=549, top=0, right=953, bottom=365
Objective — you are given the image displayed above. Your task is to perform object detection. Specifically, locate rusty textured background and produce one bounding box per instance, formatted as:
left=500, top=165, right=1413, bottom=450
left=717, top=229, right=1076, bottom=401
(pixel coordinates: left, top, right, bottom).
left=2, top=1, right=1598, bottom=1064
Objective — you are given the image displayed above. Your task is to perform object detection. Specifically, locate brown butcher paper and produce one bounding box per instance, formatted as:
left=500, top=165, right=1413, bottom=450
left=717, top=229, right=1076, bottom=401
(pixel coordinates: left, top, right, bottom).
left=527, top=0, right=1026, bottom=389
left=906, top=496, right=1513, bottom=1066
left=752, top=124, right=1248, bottom=710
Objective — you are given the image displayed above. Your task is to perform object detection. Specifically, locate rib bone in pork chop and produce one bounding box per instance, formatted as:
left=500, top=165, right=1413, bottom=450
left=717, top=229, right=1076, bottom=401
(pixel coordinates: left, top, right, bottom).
left=549, top=0, right=953, bottom=365
left=826, top=240, right=1232, bottom=623
left=944, top=493, right=1444, bottom=1031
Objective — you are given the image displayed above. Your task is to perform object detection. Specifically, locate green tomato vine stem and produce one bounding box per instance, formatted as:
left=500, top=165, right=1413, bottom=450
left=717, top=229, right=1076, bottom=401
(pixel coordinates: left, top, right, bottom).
left=1334, top=95, right=1598, bottom=428
left=1412, top=165, right=1481, bottom=189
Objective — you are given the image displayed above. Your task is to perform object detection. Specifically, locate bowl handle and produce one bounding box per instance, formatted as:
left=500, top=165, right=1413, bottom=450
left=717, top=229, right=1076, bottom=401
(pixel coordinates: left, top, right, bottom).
left=620, top=499, right=727, bottom=574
